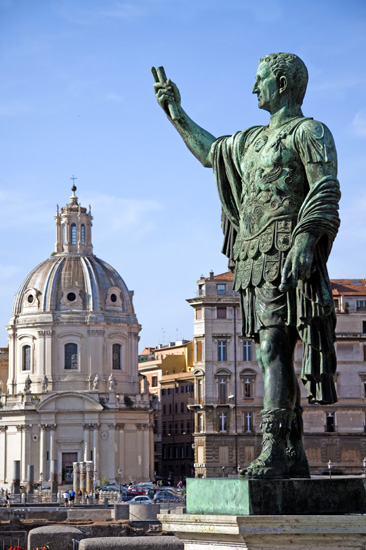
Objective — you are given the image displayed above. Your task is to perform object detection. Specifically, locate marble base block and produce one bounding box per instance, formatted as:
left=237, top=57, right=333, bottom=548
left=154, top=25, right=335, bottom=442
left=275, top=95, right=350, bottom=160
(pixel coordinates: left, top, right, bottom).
left=159, top=513, right=366, bottom=550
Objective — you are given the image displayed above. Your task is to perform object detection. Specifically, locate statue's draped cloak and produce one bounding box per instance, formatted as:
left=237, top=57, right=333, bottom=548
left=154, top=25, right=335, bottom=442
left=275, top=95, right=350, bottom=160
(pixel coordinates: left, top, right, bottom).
left=211, top=123, right=341, bottom=405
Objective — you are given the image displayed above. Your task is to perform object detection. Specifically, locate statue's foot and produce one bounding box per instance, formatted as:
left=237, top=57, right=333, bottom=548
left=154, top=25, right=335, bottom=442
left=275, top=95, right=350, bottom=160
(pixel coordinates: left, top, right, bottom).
left=287, top=446, right=311, bottom=478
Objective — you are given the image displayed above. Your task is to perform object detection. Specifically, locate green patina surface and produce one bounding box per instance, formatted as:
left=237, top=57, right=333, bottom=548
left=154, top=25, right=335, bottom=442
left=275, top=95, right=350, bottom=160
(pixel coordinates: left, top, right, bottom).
left=186, top=477, right=366, bottom=515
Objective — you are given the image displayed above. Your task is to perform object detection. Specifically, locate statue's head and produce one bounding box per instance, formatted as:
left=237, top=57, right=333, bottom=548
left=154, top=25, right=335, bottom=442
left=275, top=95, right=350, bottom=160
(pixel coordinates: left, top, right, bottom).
left=258, top=52, right=308, bottom=107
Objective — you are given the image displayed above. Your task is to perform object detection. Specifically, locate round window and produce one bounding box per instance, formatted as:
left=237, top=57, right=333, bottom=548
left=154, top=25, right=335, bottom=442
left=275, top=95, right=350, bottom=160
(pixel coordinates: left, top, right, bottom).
left=110, top=293, right=117, bottom=303
left=27, top=295, right=34, bottom=304
left=67, top=292, right=76, bottom=302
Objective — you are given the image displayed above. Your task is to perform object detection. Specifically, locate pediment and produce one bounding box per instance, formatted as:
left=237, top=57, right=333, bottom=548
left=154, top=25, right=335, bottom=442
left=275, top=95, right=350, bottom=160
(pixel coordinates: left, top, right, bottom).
left=37, top=391, right=103, bottom=412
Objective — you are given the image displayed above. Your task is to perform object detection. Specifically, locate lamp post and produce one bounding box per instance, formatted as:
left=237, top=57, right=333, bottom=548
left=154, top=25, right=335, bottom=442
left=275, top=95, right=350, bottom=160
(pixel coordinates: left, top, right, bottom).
left=327, top=460, right=333, bottom=479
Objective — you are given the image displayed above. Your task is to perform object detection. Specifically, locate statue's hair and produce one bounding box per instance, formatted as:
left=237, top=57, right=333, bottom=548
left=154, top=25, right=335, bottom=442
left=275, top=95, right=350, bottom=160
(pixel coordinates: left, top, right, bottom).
left=259, top=53, right=308, bottom=106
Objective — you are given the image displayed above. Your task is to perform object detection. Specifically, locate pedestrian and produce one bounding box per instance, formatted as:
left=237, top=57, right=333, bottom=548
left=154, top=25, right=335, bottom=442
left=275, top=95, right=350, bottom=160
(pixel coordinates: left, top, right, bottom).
left=64, top=490, right=69, bottom=507
left=69, top=489, right=75, bottom=507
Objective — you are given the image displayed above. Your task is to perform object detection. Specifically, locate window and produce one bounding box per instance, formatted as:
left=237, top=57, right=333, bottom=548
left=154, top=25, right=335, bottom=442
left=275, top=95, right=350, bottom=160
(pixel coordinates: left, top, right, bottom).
left=65, top=343, right=78, bottom=370
left=217, top=284, right=226, bottom=296
left=152, top=375, right=158, bottom=387
left=180, top=421, right=184, bottom=433
left=168, top=422, right=172, bottom=435
left=162, top=389, right=166, bottom=396
left=217, top=306, right=227, bottom=319
left=181, top=445, right=185, bottom=458
left=244, top=378, right=252, bottom=398
left=175, top=386, right=179, bottom=394
left=70, top=223, right=77, bottom=245
left=243, top=411, right=253, bottom=433
left=186, top=421, right=191, bottom=434
left=169, top=404, right=172, bottom=414
left=168, top=388, right=172, bottom=395
left=218, top=340, right=227, bottom=362
left=175, top=403, right=178, bottom=414
left=112, top=344, right=121, bottom=370
left=243, top=341, right=252, bottom=361
left=180, top=385, right=184, bottom=393
left=175, top=422, right=178, bottom=435
left=196, top=308, right=202, bottom=320
left=163, top=405, right=166, bottom=415
left=162, top=423, right=166, bottom=436
left=81, top=224, right=85, bottom=244
left=22, top=345, right=31, bottom=371
left=326, top=412, right=335, bottom=432
left=163, top=446, right=167, bottom=459
left=218, top=377, right=227, bottom=403
left=334, top=298, right=339, bottom=310
left=358, top=300, right=366, bottom=308
left=180, top=402, right=184, bottom=413
left=186, top=385, right=190, bottom=393
left=363, top=321, right=366, bottom=334
left=198, top=284, right=205, bottom=296
left=218, top=412, right=227, bottom=432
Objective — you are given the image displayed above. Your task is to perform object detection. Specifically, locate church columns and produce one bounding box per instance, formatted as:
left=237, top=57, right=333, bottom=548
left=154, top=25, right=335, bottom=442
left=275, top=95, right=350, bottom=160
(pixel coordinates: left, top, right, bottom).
left=0, top=426, right=8, bottom=481
left=17, top=424, right=32, bottom=481
left=48, top=424, right=57, bottom=481
left=39, top=424, right=47, bottom=479
left=108, top=424, right=116, bottom=482
left=91, top=424, right=100, bottom=479
left=115, top=423, right=125, bottom=482
left=7, top=328, right=15, bottom=394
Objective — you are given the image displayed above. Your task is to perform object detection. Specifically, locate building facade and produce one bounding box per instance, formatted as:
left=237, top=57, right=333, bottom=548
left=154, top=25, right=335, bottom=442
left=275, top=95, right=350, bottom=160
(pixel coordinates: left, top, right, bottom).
left=138, top=341, right=195, bottom=483
left=187, top=272, right=366, bottom=477
left=0, top=188, right=154, bottom=487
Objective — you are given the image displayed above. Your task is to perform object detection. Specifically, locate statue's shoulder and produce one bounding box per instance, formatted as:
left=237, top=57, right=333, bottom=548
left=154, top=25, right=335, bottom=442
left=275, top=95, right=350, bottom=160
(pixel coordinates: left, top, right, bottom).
left=295, top=117, right=334, bottom=142
left=294, top=117, right=337, bottom=164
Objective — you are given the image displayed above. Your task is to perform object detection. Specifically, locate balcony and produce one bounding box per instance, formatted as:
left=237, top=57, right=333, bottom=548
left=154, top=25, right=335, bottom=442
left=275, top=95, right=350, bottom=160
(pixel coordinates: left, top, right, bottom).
left=188, top=396, right=232, bottom=408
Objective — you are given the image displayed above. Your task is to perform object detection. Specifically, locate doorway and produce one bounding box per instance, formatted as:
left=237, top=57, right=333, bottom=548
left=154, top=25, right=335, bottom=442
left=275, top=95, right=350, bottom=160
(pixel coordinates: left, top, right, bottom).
left=62, top=452, right=78, bottom=484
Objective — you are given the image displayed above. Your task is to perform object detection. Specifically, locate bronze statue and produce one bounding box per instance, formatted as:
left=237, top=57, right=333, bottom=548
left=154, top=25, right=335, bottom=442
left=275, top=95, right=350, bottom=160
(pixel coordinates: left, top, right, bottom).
left=153, top=53, right=340, bottom=479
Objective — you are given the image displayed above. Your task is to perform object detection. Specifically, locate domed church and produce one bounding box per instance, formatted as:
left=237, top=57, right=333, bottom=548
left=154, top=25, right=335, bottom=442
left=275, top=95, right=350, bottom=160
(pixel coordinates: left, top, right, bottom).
left=0, top=187, right=154, bottom=487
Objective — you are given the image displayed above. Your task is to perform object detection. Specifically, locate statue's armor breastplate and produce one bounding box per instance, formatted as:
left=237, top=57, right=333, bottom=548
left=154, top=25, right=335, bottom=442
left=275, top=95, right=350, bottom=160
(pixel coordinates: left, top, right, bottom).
left=233, top=120, right=307, bottom=291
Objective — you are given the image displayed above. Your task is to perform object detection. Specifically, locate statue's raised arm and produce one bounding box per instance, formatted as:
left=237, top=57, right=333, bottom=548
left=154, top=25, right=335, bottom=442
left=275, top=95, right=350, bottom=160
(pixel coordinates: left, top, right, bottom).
left=152, top=65, right=216, bottom=167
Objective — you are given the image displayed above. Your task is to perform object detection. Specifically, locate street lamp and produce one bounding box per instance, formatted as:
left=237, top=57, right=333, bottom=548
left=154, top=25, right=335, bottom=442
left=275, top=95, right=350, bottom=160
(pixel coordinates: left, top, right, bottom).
left=327, top=460, right=333, bottom=479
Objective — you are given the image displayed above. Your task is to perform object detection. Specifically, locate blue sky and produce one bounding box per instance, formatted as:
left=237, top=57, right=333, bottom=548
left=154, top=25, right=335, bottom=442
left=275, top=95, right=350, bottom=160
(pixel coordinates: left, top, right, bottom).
left=0, top=0, right=366, bottom=350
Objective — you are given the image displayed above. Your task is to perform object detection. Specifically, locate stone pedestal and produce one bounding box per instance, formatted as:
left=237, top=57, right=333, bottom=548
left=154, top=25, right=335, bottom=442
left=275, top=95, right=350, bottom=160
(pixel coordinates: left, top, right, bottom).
left=159, top=513, right=366, bottom=550
left=186, top=477, right=366, bottom=515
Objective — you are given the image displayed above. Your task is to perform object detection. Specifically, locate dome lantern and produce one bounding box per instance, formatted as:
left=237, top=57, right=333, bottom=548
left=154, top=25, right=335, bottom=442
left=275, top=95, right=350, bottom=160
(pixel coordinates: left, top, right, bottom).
left=55, top=184, right=93, bottom=256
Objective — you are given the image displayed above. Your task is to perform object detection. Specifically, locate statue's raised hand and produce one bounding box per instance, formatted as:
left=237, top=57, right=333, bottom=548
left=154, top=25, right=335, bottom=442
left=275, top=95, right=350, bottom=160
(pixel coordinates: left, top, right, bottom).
left=152, top=66, right=181, bottom=121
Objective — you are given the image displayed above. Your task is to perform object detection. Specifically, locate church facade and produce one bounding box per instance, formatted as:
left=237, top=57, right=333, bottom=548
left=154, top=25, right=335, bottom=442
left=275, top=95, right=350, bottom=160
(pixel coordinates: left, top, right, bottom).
left=0, top=187, right=154, bottom=486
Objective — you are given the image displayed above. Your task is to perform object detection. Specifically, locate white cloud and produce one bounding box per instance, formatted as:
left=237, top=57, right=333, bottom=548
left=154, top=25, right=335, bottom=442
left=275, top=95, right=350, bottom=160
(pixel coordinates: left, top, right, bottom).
left=85, top=193, right=163, bottom=239
left=351, top=109, right=366, bottom=137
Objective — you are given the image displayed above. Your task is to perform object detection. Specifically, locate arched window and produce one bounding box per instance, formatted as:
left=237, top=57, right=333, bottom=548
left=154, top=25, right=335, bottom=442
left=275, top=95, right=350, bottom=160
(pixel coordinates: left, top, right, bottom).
left=81, top=224, right=85, bottom=244
left=62, top=224, right=66, bottom=243
left=65, top=343, right=78, bottom=370
left=22, top=345, right=31, bottom=371
left=70, top=223, right=77, bottom=245
left=112, top=344, right=121, bottom=370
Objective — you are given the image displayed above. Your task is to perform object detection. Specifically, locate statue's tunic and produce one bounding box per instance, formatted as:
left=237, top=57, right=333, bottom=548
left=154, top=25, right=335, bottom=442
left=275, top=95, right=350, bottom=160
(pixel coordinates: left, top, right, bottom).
left=211, top=117, right=341, bottom=404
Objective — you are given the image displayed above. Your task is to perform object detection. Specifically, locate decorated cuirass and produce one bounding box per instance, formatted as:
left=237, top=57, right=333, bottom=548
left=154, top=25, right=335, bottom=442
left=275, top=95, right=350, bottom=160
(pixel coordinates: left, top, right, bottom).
left=233, top=117, right=310, bottom=291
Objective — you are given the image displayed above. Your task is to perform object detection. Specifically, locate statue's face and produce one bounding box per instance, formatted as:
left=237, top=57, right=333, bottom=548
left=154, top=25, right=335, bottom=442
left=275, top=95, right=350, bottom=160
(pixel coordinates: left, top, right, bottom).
left=252, top=61, right=280, bottom=113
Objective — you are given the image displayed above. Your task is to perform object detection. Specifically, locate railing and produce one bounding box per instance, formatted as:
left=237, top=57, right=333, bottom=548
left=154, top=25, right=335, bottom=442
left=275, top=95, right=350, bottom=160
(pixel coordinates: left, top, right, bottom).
left=188, top=396, right=232, bottom=407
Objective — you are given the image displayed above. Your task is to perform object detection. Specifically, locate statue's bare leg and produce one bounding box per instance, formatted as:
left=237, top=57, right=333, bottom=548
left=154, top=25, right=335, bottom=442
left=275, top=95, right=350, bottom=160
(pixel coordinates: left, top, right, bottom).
left=243, top=326, right=298, bottom=479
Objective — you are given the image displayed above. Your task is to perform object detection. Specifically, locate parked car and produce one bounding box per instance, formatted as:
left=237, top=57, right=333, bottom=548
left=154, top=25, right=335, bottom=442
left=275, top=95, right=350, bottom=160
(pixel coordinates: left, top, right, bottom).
left=129, top=495, right=154, bottom=504
left=102, top=484, right=122, bottom=492
left=153, top=490, right=185, bottom=503
left=127, top=486, right=145, bottom=496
